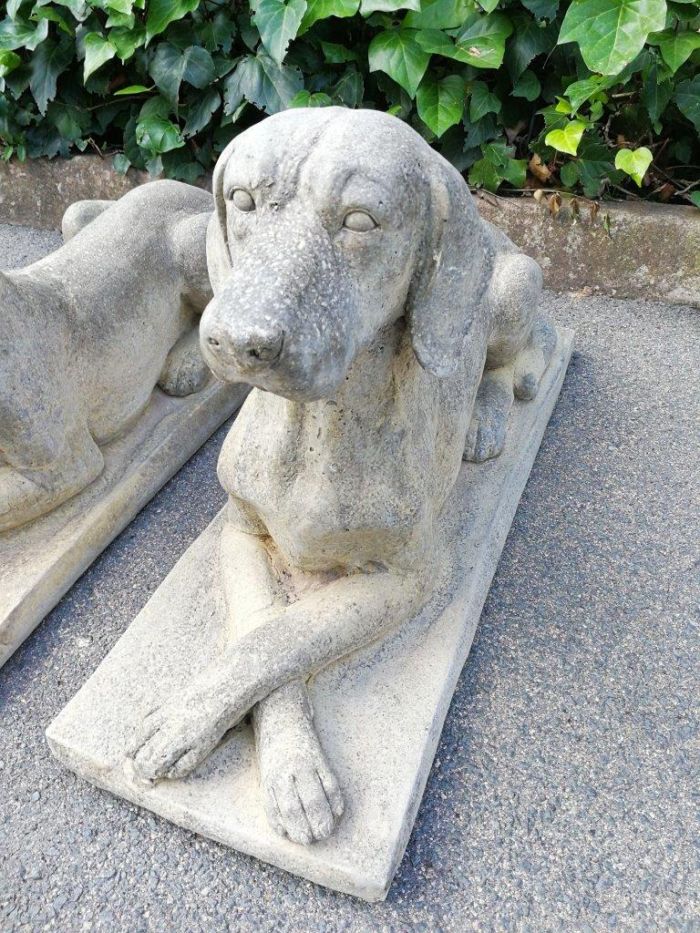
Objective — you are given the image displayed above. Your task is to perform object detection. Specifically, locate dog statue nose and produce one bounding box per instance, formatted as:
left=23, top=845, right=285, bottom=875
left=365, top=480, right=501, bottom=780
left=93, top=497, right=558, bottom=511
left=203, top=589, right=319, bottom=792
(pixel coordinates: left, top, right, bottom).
left=205, top=327, right=284, bottom=367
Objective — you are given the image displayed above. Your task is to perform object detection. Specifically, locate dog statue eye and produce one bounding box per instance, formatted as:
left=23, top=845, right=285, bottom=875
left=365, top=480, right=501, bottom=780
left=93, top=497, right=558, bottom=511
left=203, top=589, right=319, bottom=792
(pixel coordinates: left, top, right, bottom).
left=231, top=189, right=255, bottom=213
left=343, top=210, right=377, bottom=233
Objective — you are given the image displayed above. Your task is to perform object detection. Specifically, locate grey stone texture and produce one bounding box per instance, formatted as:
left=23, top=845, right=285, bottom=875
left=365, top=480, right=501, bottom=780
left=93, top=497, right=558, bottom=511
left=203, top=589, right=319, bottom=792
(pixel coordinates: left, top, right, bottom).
left=2, top=151, right=698, bottom=308
left=0, top=218, right=697, bottom=924
left=477, top=193, right=700, bottom=308
left=48, top=109, right=567, bottom=890
left=0, top=182, right=245, bottom=664
left=0, top=154, right=150, bottom=230
left=47, top=330, right=572, bottom=901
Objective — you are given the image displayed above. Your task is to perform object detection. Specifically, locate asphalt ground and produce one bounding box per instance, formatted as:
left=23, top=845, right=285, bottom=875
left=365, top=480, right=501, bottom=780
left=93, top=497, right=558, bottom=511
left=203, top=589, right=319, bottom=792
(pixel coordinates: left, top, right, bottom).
left=1, top=223, right=698, bottom=931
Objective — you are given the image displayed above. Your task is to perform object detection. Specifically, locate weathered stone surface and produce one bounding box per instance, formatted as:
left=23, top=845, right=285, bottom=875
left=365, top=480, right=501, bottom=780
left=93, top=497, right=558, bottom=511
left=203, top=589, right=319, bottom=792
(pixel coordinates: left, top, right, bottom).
left=0, top=155, right=151, bottom=229
left=3, top=153, right=695, bottom=307
left=47, top=327, right=573, bottom=901
left=50, top=108, right=572, bottom=898
left=0, top=380, right=247, bottom=668
left=0, top=180, right=217, bottom=533
left=476, top=193, right=700, bottom=308
left=0, top=178, right=248, bottom=664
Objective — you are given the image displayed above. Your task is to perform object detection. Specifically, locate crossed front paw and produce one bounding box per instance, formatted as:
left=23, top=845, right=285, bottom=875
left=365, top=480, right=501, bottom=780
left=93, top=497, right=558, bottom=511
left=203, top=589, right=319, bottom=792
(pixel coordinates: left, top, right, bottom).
left=129, top=674, right=253, bottom=782
left=259, top=730, right=345, bottom=846
left=130, top=702, right=222, bottom=782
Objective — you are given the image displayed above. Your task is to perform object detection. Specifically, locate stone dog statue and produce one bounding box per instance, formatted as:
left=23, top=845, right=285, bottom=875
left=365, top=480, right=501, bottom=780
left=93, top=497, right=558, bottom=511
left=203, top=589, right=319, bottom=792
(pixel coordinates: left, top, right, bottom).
left=0, top=181, right=213, bottom=532
left=129, top=108, right=558, bottom=846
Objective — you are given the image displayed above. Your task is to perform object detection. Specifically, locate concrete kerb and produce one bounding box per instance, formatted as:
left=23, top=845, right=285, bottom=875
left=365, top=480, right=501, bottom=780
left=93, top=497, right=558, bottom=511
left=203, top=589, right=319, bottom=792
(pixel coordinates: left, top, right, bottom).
left=0, top=154, right=698, bottom=307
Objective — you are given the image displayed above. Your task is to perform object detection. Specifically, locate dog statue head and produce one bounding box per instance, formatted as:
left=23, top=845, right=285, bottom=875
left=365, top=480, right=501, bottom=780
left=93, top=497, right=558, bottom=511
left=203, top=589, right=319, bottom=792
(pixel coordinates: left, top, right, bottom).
left=201, top=107, right=489, bottom=401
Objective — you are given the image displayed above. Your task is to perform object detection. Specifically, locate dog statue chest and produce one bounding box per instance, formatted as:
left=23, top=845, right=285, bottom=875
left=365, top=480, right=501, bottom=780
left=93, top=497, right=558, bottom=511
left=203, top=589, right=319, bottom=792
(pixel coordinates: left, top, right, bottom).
left=217, top=363, right=439, bottom=571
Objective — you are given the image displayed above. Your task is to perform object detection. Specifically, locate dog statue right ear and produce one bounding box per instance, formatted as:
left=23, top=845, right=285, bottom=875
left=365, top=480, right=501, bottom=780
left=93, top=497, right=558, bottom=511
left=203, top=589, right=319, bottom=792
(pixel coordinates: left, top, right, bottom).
left=206, top=137, right=238, bottom=294
left=406, top=153, right=490, bottom=379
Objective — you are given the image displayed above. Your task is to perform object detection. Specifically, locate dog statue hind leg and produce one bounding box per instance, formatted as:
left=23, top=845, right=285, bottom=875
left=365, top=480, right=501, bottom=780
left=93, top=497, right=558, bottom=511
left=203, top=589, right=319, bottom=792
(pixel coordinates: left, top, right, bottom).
left=0, top=280, right=103, bottom=532
left=464, top=223, right=557, bottom=464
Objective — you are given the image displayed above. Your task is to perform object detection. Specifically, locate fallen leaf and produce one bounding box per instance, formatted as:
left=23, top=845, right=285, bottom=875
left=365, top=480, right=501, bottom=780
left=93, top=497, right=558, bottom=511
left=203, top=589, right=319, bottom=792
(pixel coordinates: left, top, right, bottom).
left=529, top=153, right=551, bottom=182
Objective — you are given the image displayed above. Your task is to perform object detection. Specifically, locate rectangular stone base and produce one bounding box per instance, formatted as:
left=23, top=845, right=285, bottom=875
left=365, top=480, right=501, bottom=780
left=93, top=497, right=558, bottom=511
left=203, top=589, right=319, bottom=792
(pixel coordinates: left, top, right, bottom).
left=47, top=331, right=573, bottom=901
left=0, top=381, right=247, bottom=668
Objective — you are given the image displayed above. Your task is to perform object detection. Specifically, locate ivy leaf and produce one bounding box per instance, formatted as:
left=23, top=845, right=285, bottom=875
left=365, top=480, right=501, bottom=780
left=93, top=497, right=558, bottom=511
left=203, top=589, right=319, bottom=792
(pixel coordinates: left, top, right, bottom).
left=477, top=0, right=500, bottom=11
left=52, top=0, right=90, bottom=21
left=614, top=145, right=652, bottom=185
left=224, top=53, right=304, bottom=114
left=450, top=13, right=514, bottom=68
left=333, top=68, right=364, bottom=106
left=469, top=79, right=501, bottom=120
left=320, top=40, right=359, bottom=63
left=0, top=16, right=48, bottom=51
left=689, top=191, right=700, bottom=209
left=290, top=89, right=333, bottom=106
left=649, top=29, right=700, bottom=73
left=469, top=141, right=526, bottom=191
left=368, top=28, right=431, bottom=97
left=360, top=0, right=420, bottom=12
left=558, top=0, right=667, bottom=76
left=641, top=64, right=673, bottom=126
left=563, top=74, right=612, bottom=111
left=146, top=0, right=200, bottom=42
left=183, top=87, right=221, bottom=136
left=521, top=0, right=560, bottom=18
left=136, top=98, right=185, bottom=156
left=512, top=68, right=541, bottom=100
left=113, top=152, right=131, bottom=174
left=110, top=25, right=146, bottom=61
left=31, top=6, right=74, bottom=36
left=576, top=135, right=620, bottom=196
left=504, top=13, right=556, bottom=77
left=83, top=33, right=116, bottom=81
left=0, top=50, right=21, bottom=77
left=254, top=0, right=307, bottom=64
left=404, top=0, right=475, bottom=30
left=675, top=75, right=700, bottom=131
left=559, top=160, right=579, bottom=187
left=416, top=15, right=513, bottom=69
left=149, top=44, right=216, bottom=105
left=6, top=1, right=24, bottom=20
left=416, top=74, right=465, bottom=136
left=198, top=10, right=237, bottom=52
left=299, top=0, right=359, bottom=33
left=114, top=84, right=152, bottom=95
left=30, top=35, right=73, bottom=113
left=545, top=119, right=586, bottom=155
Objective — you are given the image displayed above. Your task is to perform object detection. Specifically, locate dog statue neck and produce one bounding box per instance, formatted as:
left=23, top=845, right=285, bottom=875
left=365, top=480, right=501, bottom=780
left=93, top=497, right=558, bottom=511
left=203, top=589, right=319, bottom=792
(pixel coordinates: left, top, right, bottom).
left=216, top=316, right=447, bottom=570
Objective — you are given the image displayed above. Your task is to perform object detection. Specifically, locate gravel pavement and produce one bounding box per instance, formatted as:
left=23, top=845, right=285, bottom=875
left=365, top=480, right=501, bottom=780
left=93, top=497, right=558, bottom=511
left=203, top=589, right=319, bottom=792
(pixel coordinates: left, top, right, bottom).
left=1, top=223, right=698, bottom=931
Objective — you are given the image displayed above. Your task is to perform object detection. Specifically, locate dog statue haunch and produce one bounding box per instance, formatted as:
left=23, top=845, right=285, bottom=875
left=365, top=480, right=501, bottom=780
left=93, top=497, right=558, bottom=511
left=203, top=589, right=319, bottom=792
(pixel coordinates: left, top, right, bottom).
left=129, top=109, right=559, bottom=846
left=0, top=180, right=214, bottom=533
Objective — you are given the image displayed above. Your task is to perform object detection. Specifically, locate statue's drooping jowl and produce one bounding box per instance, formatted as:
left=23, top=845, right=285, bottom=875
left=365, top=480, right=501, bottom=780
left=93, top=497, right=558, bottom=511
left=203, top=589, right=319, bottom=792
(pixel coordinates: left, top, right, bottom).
left=124, top=108, right=561, bottom=844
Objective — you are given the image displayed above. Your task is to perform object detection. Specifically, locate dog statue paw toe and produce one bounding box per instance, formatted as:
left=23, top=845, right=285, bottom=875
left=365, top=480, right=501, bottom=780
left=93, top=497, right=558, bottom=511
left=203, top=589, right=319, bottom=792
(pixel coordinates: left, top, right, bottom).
left=130, top=703, right=221, bottom=783
left=158, top=330, right=211, bottom=398
left=258, top=707, right=344, bottom=845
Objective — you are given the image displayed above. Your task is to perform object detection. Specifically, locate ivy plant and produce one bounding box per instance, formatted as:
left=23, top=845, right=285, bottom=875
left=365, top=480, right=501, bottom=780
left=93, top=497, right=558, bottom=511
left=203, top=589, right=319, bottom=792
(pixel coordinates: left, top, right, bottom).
left=0, top=0, right=698, bottom=204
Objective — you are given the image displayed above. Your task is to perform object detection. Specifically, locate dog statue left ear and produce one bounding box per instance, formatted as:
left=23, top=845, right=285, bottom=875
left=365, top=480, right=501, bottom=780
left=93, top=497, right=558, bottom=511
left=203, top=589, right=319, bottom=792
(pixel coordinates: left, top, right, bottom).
left=407, top=154, right=490, bottom=378
left=206, top=137, right=238, bottom=294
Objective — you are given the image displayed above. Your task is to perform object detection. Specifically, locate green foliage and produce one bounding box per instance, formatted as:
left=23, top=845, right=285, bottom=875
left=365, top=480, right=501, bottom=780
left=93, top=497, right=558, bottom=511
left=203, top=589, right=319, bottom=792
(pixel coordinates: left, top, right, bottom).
left=0, top=0, right=697, bottom=203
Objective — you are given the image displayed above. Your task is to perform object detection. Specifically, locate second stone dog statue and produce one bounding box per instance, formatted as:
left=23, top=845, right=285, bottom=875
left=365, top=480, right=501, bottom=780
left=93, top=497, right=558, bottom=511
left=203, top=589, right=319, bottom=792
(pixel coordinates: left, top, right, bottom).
left=0, top=180, right=213, bottom=533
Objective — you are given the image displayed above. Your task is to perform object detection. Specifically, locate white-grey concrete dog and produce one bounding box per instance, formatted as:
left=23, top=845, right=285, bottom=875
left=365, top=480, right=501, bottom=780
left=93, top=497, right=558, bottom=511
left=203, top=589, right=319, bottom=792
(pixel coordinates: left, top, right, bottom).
left=130, top=109, right=557, bottom=846
left=0, top=180, right=213, bottom=532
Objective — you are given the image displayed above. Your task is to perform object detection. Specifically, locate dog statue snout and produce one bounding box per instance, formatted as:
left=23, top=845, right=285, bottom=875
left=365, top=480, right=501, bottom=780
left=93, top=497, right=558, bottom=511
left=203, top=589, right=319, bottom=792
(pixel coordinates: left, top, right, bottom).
left=204, top=325, right=284, bottom=370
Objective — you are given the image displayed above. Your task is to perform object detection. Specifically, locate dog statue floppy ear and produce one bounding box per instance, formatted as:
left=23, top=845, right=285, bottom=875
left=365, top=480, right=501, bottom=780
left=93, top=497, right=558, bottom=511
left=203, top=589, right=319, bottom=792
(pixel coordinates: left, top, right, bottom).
left=206, top=137, right=238, bottom=294
left=407, top=153, right=491, bottom=379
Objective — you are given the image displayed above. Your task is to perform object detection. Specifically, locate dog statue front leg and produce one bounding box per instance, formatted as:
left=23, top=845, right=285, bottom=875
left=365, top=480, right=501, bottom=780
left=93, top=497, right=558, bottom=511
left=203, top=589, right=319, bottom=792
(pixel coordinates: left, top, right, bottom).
left=130, top=562, right=424, bottom=789
left=220, top=523, right=345, bottom=845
